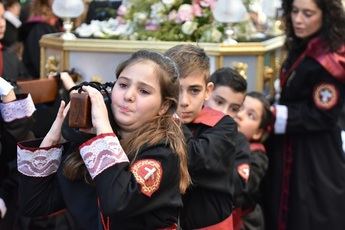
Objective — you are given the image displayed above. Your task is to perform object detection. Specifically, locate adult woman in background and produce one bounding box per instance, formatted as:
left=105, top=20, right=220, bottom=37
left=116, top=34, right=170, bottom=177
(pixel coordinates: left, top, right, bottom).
left=19, top=0, right=59, bottom=78
left=263, top=0, right=345, bottom=229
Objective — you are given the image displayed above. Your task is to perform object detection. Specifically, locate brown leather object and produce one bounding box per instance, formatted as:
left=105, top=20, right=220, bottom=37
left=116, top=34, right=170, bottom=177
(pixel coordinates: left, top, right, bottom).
left=17, top=78, right=58, bottom=104
left=68, top=92, right=92, bottom=129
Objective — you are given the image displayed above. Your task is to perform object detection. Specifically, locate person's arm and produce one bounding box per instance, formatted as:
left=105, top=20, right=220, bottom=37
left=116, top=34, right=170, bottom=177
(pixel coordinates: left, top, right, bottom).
left=0, top=78, right=36, bottom=141
left=274, top=60, right=345, bottom=134
left=17, top=138, right=66, bottom=217
left=59, top=72, right=76, bottom=91
left=17, top=100, right=69, bottom=216
left=236, top=144, right=268, bottom=208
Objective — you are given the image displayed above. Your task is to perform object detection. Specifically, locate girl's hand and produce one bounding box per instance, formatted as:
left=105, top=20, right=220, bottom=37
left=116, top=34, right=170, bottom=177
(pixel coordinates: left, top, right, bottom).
left=0, top=78, right=15, bottom=102
left=0, top=198, right=7, bottom=218
left=59, top=72, right=76, bottom=91
left=40, top=101, right=70, bottom=148
left=82, top=86, right=113, bottom=135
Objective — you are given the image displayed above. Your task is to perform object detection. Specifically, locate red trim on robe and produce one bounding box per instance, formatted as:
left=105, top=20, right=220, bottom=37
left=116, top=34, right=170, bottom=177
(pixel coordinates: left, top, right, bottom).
left=306, top=37, right=345, bottom=83
left=249, top=143, right=266, bottom=154
left=192, top=106, right=226, bottom=127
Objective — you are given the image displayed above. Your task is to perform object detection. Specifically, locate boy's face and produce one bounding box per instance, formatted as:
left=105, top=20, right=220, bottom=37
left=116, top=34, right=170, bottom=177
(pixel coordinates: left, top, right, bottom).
left=204, top=85, right=245, bottom=118
left=177, top=72, right=213, bottom=124
left=234, top=96, right=263, bottom=141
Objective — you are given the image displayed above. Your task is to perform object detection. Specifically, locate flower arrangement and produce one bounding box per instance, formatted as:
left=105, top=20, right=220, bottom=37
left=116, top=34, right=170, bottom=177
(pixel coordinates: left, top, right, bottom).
left=76, top=0, right=227, bottom=42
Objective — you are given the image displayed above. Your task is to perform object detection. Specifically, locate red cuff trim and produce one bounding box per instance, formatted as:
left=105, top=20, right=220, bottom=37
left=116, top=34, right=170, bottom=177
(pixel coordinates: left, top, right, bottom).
left=79, top=133, right=116, bottom=150
left=18, top=141, right=62, bottom=152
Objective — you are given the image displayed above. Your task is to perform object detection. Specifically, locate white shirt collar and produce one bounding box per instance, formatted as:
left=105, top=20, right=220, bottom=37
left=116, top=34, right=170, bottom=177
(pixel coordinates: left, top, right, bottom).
left=4, top=11, right=22, bottom=28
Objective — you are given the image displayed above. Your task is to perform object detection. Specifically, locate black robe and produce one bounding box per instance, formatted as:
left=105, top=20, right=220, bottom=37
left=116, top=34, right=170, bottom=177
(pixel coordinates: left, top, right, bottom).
left=180, top=107, right=237, bottom=229
left=19, top=21, right=58, bottom=78
left=2, top=47, right=28, bottom=81
left=18, top=138, right=182, bottom=230
left=263, top=36, right=345, bottom=230
left=0, top=94, right=35, bottom=229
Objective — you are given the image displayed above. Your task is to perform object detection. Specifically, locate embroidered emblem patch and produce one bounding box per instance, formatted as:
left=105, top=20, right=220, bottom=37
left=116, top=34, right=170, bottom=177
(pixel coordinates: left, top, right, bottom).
left=130, top=159, right=162, bottom=197
left=313, top=83, right=338, bottom=110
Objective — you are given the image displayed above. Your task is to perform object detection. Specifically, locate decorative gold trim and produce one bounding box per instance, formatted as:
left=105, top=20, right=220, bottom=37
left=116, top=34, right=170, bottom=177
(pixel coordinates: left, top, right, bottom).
left=40, top=33, right=285, bottom=92
left=233, top=62, right=248, bottom=80
left=40, top=46, right=46, bottom=78
left=40, top=33, right=285, bottom=55
left=256, top=55, right=265, bottom=90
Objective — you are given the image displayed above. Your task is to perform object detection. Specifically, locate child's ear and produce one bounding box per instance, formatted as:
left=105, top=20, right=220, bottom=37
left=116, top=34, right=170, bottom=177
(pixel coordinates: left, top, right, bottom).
left=158, top=100, right=171, bottom=116
left=205, top=82, right=214, bottom=100
left=252, top=128, right=264, bottom=142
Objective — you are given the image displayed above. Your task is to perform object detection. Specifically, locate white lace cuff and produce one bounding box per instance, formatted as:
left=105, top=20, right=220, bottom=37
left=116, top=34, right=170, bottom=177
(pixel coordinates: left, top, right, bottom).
left=17, top=144, right=63, bottom=177
left=274, top=105, right=288, bottom=134
left=0, top=94, right=36, bottom=122
left=79, top=133, right=129, bottom=179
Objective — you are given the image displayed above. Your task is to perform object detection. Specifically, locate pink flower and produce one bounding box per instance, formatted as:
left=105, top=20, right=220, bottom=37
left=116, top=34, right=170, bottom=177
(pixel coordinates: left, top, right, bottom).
left=177, top=4, right=194, bottom=22
left=145, top=21, right=160, bottom=31
left=117, top=5, right=127, bottom=16
left=116, top=16, right=125, bottom=24
left=192, top=3, right=202, bottom=17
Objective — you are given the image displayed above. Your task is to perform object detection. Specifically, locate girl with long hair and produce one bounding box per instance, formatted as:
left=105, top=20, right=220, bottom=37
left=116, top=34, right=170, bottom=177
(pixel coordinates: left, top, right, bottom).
left=17, top=50, right=190, bottom=229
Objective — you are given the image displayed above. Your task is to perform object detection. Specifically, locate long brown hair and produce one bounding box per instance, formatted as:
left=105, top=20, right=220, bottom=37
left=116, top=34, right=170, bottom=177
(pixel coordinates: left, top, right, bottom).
left=64, top=50, right=191, bottom=193
left=116, top=50, right=190, bottom=193
left=282, top=0, right=345, bottom=52
left=29, top=0, right=56, bottom=25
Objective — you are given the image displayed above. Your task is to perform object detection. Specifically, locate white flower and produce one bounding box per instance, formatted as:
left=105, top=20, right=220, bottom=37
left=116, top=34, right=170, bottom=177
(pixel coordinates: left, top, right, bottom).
left=151, top=2, right=165, bottom=15
left=181, top=21, right=198, bottom=35
left=133, top=12, right=148, bottom=24
left=200, top=28, right=223, bottom=42
left=162, top=0, right=176, bottom=6
left=210, top=28, right=223, bottom=42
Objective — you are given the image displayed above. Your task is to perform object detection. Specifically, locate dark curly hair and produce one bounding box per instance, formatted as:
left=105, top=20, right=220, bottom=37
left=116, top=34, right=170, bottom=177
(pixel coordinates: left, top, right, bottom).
left=282, top=0, right=345, bottom=51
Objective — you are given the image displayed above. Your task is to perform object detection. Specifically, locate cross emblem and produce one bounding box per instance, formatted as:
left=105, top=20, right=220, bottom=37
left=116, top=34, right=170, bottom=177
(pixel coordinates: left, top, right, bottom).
left=144, top=167, right=156, bottom=180
left=320, top=88, right=332, bottom=103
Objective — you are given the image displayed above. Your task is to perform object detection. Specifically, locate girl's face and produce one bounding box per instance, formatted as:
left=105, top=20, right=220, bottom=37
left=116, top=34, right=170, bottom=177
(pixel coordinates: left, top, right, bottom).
left=0, top=4, right=5, bottom=40
left=111, top=61, right=165, bottom=135
left=291, top=0, right=323, bottom=38
left=234, top=96, right=263, bottom=141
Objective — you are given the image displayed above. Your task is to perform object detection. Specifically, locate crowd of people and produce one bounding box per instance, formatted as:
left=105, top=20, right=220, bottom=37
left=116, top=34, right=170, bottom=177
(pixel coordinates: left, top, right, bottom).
left=0, top=0, right=345, bottom=229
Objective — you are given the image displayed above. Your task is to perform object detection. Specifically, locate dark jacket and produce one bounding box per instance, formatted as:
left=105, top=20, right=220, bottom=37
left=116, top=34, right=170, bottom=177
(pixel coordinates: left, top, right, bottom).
left=180, top=107, right=237, bottom=229
left=18, top=136, right=182, bottom=230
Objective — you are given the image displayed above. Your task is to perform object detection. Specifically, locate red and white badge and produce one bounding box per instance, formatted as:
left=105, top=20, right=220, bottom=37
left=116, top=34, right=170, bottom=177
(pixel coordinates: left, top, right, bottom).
left=130, top=159, right=163, bottom=197
left=313, top=83, right=338, bottom=110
